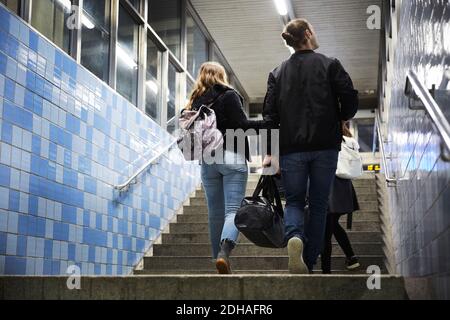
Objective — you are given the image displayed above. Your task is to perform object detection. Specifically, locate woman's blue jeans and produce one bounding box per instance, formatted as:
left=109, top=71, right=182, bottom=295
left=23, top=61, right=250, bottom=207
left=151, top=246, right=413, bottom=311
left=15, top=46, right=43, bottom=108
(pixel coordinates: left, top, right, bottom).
left=201, top=151, right=248, bottom=259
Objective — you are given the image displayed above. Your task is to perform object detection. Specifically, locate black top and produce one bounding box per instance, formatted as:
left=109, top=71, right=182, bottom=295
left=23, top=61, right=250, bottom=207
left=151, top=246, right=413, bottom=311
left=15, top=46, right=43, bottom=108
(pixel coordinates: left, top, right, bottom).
left=189, top=84, right=267, bottom=162
left=262, top=50, right=359, bottom=155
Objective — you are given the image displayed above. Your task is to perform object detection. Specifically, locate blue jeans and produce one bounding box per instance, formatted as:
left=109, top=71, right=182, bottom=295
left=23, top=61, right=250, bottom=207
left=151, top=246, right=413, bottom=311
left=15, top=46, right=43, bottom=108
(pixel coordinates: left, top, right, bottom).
left=201, top=151, right=248, bottom=259
left=280, top=149, right=339, bottom=270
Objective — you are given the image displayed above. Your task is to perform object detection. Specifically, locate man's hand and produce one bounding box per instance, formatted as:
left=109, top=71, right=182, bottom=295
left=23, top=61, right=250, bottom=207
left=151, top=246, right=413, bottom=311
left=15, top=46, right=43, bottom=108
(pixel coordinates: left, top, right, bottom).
left=262, top=155, right=281, bottom=175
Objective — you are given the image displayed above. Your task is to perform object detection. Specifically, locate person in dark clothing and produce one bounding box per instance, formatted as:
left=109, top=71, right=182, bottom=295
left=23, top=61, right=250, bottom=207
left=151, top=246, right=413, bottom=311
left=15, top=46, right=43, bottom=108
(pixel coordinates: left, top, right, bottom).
left=321, top=122, right=361, bottom=273
left=261, top=19, right=359, bottom=273
left=183, top=62, right=267, bottom=274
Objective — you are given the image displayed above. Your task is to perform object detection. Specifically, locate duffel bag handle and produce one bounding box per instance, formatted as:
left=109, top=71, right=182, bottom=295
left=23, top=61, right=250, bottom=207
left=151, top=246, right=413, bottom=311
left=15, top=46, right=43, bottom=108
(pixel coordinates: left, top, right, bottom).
left=251, top=175, right=284, bottom=217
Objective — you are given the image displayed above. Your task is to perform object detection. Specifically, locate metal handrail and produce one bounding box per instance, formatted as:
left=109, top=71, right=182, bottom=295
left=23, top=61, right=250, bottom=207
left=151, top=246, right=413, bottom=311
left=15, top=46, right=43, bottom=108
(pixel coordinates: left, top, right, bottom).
left=114, top=139, right=178, bottom=191
left=375, top=113, right=398, bottom=186
left=405, top=70, right=450, bottom=162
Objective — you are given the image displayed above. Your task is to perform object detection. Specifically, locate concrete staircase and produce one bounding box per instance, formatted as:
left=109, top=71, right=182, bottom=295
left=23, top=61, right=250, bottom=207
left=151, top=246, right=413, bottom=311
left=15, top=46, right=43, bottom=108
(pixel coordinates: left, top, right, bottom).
left=138, top=175, right=386, bottom=275
left=0, top=174, right=408, bottom=300
left=128, top=174, right=407, bottom=299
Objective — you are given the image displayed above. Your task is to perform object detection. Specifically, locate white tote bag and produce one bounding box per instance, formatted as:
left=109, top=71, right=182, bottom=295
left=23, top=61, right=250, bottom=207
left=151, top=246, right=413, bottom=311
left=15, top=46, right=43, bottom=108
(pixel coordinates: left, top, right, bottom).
left=336, top=136, right=363, bottom=179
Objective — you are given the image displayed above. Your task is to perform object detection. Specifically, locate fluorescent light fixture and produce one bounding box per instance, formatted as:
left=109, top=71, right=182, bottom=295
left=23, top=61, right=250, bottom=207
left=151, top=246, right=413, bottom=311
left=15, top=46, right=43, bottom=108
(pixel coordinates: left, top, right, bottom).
left=274, top=0, right=288, bottom=16
left=116, top=45, right=137, bottom=69
left=57, top=0, right=72, bottom=12
left=82, top=14, right=95, bottom=29
left=146, top=80, right=159, bottom=95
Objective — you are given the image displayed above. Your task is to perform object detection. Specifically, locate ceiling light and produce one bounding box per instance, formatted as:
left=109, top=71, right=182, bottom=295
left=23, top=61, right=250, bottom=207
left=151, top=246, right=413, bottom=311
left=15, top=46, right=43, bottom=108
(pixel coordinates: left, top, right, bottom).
left=117, top=45, right=137, bottom=69
left=274, top=0, right=288, bottom=16
left=82, top=14, right=95, bottom=29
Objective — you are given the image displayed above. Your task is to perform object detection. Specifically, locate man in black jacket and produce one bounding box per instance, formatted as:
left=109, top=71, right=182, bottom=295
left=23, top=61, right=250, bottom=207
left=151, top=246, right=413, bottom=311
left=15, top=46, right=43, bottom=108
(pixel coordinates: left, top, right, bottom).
left=262, top=19, right=358, bottom=273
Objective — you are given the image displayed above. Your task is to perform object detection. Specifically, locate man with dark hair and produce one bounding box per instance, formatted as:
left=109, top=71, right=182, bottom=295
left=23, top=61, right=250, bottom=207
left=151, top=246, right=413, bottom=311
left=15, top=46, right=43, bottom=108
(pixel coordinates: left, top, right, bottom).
left=262, top=19, right=359, bottom=274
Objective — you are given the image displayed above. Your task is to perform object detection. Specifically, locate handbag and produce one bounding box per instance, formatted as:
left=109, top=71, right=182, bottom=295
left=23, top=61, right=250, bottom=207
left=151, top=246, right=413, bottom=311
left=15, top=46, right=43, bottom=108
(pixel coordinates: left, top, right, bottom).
left=177, top=93, right=226, bottom=161
left=234, top=175, right=286, bottom=248
left=336, top=136, right=363, bottom=179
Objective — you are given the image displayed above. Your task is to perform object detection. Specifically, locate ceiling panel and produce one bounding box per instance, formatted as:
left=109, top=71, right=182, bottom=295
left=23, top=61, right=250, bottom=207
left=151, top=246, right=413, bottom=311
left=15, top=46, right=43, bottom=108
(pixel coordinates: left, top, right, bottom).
left=190, top=0, right=381, bottom=101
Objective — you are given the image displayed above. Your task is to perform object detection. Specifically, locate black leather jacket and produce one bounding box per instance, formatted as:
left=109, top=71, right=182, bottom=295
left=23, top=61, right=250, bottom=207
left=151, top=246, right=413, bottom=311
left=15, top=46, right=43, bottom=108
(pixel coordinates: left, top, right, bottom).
left=262, top=50, right=359, bottom=155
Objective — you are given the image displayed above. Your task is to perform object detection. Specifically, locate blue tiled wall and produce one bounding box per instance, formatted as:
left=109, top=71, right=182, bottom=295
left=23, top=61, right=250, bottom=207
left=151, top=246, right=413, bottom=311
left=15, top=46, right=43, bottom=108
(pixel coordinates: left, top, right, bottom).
left=386, top=0, right=450, bottom=299
left=0, top=4, right=201, bottom=275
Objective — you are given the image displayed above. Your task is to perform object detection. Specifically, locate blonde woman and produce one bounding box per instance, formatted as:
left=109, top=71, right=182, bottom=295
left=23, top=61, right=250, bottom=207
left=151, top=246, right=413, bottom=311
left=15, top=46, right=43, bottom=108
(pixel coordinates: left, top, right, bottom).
left=183, top=62, right=267, bottom=274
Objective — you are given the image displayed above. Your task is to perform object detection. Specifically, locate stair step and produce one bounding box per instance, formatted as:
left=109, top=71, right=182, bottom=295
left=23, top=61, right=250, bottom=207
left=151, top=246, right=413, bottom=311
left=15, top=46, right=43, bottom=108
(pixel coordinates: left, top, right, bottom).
left=196, top=185, right=377, bottom=196
left=183, top=201, right=379, bottom=214
left=0, top=275, right=407, bottom=300
left=161, top=231, right=382, bottom=244
left=153, top=242, right=384, bottom=257
left=238, top=179, right=375, bottom=189
left=169, top=221, right=381, bottom=233
left=134, top=269, right=368, bottom=275
left=143, top=256, right=386, bottom=271
left=189, top=193, right=378, bottom=205
left=176, top=211, right=380, bottom=223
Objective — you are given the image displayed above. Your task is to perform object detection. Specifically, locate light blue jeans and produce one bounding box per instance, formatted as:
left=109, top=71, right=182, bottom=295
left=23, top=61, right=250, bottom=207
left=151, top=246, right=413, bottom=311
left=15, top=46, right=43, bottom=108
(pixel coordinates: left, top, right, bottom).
left=201, top=151, right=248, bottom=259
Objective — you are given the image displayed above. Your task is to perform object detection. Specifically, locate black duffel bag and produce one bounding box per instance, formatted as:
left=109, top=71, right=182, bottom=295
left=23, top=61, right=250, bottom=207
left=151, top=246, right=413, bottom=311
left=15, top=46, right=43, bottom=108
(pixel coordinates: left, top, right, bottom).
left=234, top=175, right=286, bottom=248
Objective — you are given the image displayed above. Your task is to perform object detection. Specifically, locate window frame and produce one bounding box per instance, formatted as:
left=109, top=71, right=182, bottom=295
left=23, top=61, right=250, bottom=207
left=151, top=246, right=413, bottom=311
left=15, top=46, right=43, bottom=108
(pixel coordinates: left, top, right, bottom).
left=12, top=0, right=248, bottom=130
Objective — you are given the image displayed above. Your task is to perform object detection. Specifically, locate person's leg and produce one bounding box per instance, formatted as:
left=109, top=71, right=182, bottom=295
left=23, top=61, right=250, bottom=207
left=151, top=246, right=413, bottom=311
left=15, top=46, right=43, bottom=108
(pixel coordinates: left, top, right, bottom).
left=304, top=150, right=339, bottom=270
left=201, top=163, right=225, bottom=259
left=332, top=214, right=356, bottom=258
left=220, top=162, right=248, bottom=244
left=280, top=152, right=310, bottom=242
left=280, top=152, right=310, bottom=274
left=321, top=213, right=335, bottom=274
left=215, top=159, right=248, bottom=274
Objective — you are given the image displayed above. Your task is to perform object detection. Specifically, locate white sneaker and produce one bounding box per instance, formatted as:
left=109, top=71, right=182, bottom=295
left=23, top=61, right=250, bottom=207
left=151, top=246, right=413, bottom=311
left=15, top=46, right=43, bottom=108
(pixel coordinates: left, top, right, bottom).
left=287, top=237, right=309, bottom=274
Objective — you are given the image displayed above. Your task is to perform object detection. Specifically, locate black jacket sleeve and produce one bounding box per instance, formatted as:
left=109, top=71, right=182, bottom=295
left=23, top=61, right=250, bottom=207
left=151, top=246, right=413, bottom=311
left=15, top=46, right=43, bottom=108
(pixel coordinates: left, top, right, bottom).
left=222, top=91, right=267, bottom=133
left=262, top=71, right=280, bottom=129
left=261, top=71, right=280, bottom=155
left=329, top=59, right=359, bottom=121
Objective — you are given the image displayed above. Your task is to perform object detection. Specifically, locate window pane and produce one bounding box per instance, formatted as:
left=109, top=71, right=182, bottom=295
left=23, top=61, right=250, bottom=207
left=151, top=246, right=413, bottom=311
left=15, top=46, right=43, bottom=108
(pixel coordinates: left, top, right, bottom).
left=186, top=79, right=193, bottom=101
left=83, top=0, right=109, bottom=29
left=0, top=0, right=19, bottom=14
left=145, top=37, right=160, bottom=123
left=148, top=0, right=181, bottom=59
left=167, top=63, right=178, bottom=133
left=128, top=0, right=140, bottom=12
left=116, top=4, right=139, bottom=105
left=81, top=0, right=110, bottom=82
left=31, top=0, right=72, bottom=53
left=187, top=13, right=208, bottom=78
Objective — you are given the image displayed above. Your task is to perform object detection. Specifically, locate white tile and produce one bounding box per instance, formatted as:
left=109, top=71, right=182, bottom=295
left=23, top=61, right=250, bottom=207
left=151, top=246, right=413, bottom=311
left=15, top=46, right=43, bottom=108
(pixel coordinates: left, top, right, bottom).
left=27, top=236, right=36, bottom=257
left=19, top=171, right=29, bottom=193
left=19, top=192, right=28, bottom=214
left=0, top=187, right=10, bottom=211
left=12, top=125, right=22, bottom=149
left=45, top=220, right=53, bottom=238
left=0, top=143, right=12, bottom=166
left=26, top=258, right=36, bottom=275
left=6, top=234, right=17, bottom=255
left=52, top=241, right=61, bottom=259
left=20, top=150, right=31, bottom=172
left=37, top=197, right=46, bottom=218
left=22, top=129, right=32, bottom=152
left=35, top=238, right=45, bottom=258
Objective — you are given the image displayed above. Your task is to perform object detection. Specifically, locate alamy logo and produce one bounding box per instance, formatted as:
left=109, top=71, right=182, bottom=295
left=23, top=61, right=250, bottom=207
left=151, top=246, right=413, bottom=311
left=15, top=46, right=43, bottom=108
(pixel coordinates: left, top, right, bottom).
left=366, top=5, right=381, bottom=30
left=66, top=265, right=81, bottom=290
left=366, top=265, right=381, bottom=290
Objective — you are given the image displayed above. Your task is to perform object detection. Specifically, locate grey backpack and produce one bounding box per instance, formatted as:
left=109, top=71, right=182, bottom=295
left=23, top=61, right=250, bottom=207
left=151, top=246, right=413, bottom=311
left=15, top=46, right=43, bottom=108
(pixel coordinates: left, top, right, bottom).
left=177, top=94, right=225, bottom=161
